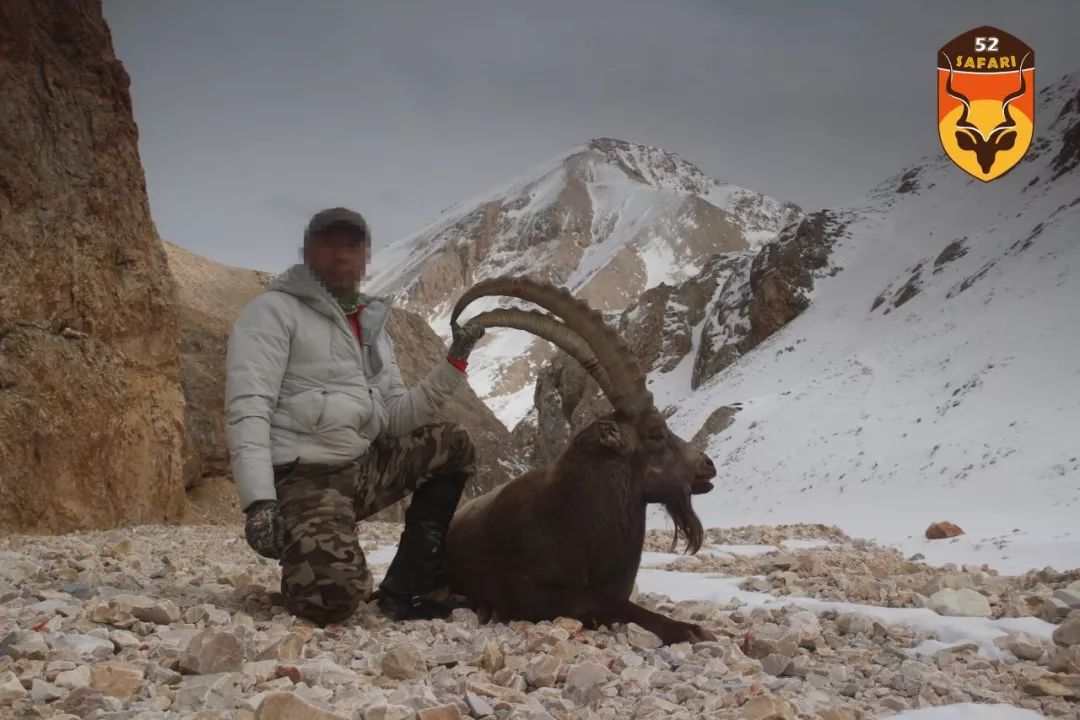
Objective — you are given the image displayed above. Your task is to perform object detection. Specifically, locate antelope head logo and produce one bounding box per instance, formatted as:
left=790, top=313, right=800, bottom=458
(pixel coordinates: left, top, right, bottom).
left=942, top=51, right=1030, bottom=175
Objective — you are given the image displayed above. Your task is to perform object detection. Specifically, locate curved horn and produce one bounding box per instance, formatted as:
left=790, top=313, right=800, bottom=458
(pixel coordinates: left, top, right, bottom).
left=452, top=276, right=650, bottom=414
left=467, top=308, right=615, bottom=398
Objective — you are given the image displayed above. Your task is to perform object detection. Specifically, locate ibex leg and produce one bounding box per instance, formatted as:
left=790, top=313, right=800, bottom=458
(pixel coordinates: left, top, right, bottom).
left=605, top=599, right=716, bottom=645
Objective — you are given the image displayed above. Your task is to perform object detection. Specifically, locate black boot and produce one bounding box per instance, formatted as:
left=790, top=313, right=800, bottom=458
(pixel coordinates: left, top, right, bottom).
left=377, top=472, right=467, bottom=621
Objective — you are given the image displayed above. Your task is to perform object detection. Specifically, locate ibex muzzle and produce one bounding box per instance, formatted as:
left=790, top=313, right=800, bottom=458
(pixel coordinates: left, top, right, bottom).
left=943, top=51, right=1030, bottom=175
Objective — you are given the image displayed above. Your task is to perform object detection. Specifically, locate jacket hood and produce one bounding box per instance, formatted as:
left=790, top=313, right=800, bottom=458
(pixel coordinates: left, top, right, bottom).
left=269, top=263, right=395, bottom=345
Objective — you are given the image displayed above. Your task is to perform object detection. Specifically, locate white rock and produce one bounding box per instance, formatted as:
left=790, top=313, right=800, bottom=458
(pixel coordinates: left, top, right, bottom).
left=54, top=664, right=92, bottom=689
left=563, top=661, right=612, bottom=705
left=0, top=671, right=28, bottom=701
left=155, top=627, right=198, bottom=652
left=784, top=609, right=822, bottom=644
left=1053, top=616, right=1080, bottom=647
left=295, top=657, right=359, bottom=686
left=741, top=694, right=796, bottom=720
left=417, top=706, right=463, bottom=720
left=380, top=644, right=426, bottom=680
left=465, top=690, right=494, bottom=716
left=1054, top=588, right=1080, bottom=609
left=111, top=594, right=182, bottom=625
left=51, top=633, right=115, bottom=661
left=30, top=678, right=65, bottom=703
left=255, top=690, right=349, bottom=719
left=90, top=661, right=144, bottom=699
left=364, top=704, right=416, bottom=720
left=109, top=629, right=142, bottom=649
left=173, top=672, right=246, bottom=711
left=747, top=623, right=799, bottom=658
left=836, top=614, right=874, bottom=636
left=928, top=588, right=992, bottom=617
left=524, top=654, right=562, bottom=688
left=2, top=630, right=49, bottom=659
left=243, top=659, right=280, bottom=683
left=0, top=553, right=44, bottom=584
left=1041, top=597, right=1072, bottom=622
left=179, top=628, right=249, bottom=674
left=626, top=623, right=662, bottom=650
left=994, top=631, right=1048, bottom=660
left=761, top=653, right=792, bottom=676
left=257, top=631, right=307, bottom=661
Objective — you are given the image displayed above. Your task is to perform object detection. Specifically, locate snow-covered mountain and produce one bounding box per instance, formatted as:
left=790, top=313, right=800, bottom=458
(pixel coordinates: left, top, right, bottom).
left=366, top=138, right=800, bottom=426
left=648, top=71, right=1080, bottom=574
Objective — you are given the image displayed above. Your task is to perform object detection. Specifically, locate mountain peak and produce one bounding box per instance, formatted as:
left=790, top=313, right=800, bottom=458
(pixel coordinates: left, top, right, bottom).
left=366, top=140, right=801, bottom=424
left=571, top=137, right=721, bottom=196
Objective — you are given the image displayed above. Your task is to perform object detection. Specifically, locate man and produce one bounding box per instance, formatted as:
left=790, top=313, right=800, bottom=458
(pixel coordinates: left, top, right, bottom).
left=224, top=207, right=484, bottom=624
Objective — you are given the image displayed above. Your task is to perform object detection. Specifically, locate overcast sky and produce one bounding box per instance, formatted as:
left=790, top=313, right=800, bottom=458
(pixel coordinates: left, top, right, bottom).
left=103, top=1, right=1079, bottom=274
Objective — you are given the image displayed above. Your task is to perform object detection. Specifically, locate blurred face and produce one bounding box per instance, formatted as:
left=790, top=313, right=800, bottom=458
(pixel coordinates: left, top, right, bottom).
left=304, top=229, right=370, bottom=298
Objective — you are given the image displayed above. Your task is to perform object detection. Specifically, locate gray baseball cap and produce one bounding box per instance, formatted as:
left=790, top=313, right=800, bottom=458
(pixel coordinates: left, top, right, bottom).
left=304, top=207, right=370, bottom=244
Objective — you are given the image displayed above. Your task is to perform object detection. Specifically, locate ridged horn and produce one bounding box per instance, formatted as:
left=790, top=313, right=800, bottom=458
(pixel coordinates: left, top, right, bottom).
left=451, top=276, right=651, bottom=414
left=467, top=308, right=615, bottom=399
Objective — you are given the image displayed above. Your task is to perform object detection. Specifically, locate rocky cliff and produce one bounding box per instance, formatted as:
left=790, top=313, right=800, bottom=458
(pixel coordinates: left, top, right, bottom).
left=513, top=211, right=842, bottom=466
left=0, top=0, right=187, bottom=533
left=163, top=242, right=274, bottom=491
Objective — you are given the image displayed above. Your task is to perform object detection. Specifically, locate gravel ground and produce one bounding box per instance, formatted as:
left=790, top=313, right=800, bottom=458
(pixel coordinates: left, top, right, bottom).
left=0, top=523, right=1077, bottom=719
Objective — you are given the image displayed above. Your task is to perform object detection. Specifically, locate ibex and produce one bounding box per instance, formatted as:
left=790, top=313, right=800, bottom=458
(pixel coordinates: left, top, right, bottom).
left=943, top=51, right=1030, bottom=175
left=444, top=276, right=719, bottom=645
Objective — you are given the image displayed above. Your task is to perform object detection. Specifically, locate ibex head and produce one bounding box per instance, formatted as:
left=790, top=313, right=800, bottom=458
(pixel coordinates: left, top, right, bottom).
left=942, top=51, right=1030, bottom=175
left=564, top=402, right=716, bottom=552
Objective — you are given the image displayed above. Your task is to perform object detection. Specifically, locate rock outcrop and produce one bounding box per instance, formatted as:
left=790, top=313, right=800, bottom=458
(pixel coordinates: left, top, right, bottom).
left=513, top=212, right=843, bottom=464
left=0, top=0, right=187, bottom=532
left=164, top=242, right=274, bottom=490
left=692, top=211, right=844, bottom=389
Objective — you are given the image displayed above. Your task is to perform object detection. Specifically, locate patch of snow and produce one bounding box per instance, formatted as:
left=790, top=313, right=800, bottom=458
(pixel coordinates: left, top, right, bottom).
left=486, top=383, right=536, bottom=432
left=780, top=538, right=837, bottom=550
left=635, top=568, right=1057, bottom=660
left=886, top=704, right=1045, bottom=720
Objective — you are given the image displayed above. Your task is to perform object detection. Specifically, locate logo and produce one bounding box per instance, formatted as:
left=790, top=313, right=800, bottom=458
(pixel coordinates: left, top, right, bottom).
left=937, top=26, right=1035, bottom=181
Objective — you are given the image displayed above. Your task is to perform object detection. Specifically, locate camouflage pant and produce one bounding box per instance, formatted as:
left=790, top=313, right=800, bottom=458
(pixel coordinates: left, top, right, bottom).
left=273, top=421, right=476, bottom=625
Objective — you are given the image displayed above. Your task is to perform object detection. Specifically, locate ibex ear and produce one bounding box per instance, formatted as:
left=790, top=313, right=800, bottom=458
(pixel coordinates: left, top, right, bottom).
left=596, top=420, right=626, bottom=452
left=994, top=130, right=1017, bottom=151
left=955, top=130, right=977, bottom=151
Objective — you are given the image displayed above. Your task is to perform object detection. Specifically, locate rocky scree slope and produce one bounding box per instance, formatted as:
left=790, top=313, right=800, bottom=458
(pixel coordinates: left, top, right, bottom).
left=0, top=524, right=1078, bottom=719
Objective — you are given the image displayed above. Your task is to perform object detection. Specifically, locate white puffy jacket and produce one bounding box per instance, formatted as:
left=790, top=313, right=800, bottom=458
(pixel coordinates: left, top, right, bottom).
left=224, top=263, right=466, bottom=510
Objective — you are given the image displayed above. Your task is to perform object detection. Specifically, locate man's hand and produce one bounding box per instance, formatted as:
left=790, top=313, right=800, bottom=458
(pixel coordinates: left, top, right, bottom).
left=244, top=499, right=284, bottom=559
left=447, top=321, right=485, bottom=363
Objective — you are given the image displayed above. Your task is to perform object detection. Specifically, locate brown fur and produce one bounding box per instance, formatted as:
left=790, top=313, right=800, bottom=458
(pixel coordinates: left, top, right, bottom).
left=446, top=408, right=718, bottom=644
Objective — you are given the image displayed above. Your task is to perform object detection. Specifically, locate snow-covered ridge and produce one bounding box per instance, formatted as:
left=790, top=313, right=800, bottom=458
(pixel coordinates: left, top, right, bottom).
left=649, top=69, right=1080, bottom=574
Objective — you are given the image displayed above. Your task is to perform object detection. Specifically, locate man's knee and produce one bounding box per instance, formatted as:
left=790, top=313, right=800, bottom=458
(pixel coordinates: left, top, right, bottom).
left=278, top=507, right=372, bottom=625
left=281, top=557, right=372, bottom=625
left=438, top=421, right=476, bottom=474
